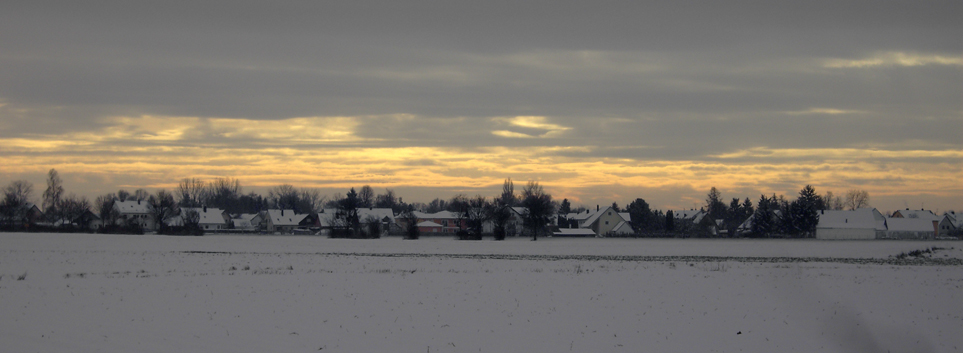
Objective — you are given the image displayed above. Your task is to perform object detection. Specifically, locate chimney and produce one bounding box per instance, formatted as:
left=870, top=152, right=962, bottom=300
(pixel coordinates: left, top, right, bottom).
left=845, top=219, right=848, bottom=223
left=820, top=210, right=824, bottom=215
left=203, top=206, right=207, bottom=213
left=137, top=199, right=141, bottom=205
left=597, top=205, right=600, bottom=212
left=281, top=209, right=284, bottom=216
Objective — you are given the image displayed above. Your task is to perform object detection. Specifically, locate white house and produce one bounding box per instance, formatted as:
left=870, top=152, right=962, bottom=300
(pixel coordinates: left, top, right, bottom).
left=815, top=208, right=887, bottom=240
left=673, top=209, right=707, bottom=224
left=113, top=200, right=154, bottom=231
left=883, top=217, right=938, bottom=239
left=263, top=209, right=309, bottom=233
left=185, top=207, right=229, bottom=231
left=580, top=206, right=632, bottom=237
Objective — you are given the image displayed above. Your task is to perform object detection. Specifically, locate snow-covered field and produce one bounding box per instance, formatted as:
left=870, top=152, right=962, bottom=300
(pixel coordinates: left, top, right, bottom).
left=2, top=233, right=961, bottom=352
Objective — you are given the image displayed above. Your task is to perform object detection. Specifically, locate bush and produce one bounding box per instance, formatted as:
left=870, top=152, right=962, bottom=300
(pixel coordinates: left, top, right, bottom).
left=493, top=227, right=506, bottom=241
left=158, top=224, right=204, bottom=236
left=329, top=228, right=379, bottom=239
left=98, top=223, right=145, bottom=235
left=456, top=230, right=482, bottom=241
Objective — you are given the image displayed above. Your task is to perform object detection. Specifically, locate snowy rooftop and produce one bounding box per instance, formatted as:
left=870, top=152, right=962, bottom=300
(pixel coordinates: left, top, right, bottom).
left=816, top=208, right=886, bottom=230
left=414, top=211, right=459, bottom=219
left=579, top=207, right=631, bottom=229
left=885, top=217, right=937, bottom=232
left=182, top=207, right=227, bottom=225
left=266, top=209, right=308, bottom=226
left=416, top=220, right=442, bottom=227
left=358, top=208, right=395, bottom=222
left=113, top=200, right=152, bottom=214
left=893, top=209, right=940, bottom=221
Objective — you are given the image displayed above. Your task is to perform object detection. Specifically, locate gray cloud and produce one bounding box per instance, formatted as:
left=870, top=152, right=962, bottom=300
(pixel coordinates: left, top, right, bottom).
left=0, top=0, right=960, bottom=210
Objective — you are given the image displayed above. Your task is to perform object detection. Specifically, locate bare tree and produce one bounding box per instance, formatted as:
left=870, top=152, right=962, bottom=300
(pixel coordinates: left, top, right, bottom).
left=43, top=168, right=64, bottom=217
left=268, top=184, right=300, bottom=210
left=299, top=188, right=326, bottom=213
left=2, top=180, right=35, bottom=226
left=822, top=191, right=844, bottom=210
left=176, top=178, right=206, bottom=207
left=95, top=193, right=118, bottom=227
left=500, top=178, right=517, bottom=207
left=134, top=189, right=150, bottom=201
left=844, top=189, right=870, bottom=210
left=521, top=180, right=554, bottom=241
left=375, top=188, right=400, bottom=212
left=204, top=177, right=242, bottom=211
left=358, top=185, right=375, bottom=208
left=117, top=190, right=131, bottom=202
left=149, top=190, right=178, bottom=229
left=399, top=205, right=420, bottom=240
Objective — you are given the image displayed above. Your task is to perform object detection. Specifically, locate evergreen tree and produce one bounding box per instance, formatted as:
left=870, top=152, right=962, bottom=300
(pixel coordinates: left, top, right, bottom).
left=705, top=187, right=727, bottom=221
left=558, top=198, right=572, bottom=215
left=751, top=194, right=775, bottom=237
left=626, top=198, right=652, bottom=233
left=665, top=210, right=675, bottom=232
left=793, top=185, right=820, bottom=237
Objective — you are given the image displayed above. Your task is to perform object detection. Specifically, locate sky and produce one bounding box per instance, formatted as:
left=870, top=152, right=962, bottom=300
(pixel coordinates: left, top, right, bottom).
left=1, top=1, right=961, bottom=213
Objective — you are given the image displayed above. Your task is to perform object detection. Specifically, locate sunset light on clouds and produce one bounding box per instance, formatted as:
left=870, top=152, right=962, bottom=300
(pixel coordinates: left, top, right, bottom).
left=1, top=1, right=960, bottom=212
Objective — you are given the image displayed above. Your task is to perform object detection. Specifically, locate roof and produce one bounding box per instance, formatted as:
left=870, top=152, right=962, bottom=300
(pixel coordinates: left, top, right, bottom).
left=736, top=210, right=782, bottom=230
left=944, top=212, right=963, bottom=227
left=567, top=211, right=595, bottom=221
left=358, top=208, right=395, bottom=222
left=417, top=221, right=443, bottom=228
left=816, top=208, right=886, bottom=230
left=414, top=211, right=459, bottom=219
left=611, top=221, right=634, bottom=234
left=553, top=228, right=597, bottom=236
left=886, top=217, right=937, bottom=232
left=580, top=207, right=631, bottom=229
left=893, top=209, right=940, bottom=221
left=183, top=207, right=226, bottom=225
left=232, top=219, right=253, bottom=229
left=266, top=209, right=308, bottom=226
left=113, top=200, right=152, bottom=214
left=672, top=209, right=706, bottom=223
left=510, top=207, right=528, bottom=216
left=237, top=213, right=260, bottom=221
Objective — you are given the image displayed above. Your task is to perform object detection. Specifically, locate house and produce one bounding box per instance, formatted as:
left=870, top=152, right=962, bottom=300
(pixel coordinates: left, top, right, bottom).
left=184, top=207, right=229, bottom=231
left=673, top=209, right=707, bottom=224
left=231, top=213, right=262, bottom=232
left=735, top=210, right=782, bottom=235
left=316, top=207, right=395, bottom=235
left=1, top=203, right=45, bottom=228
left=417, top=220, right=444, bottom=234
left=74, top=210, right=103, bottom=230
left=939, top=212, right=960, bottom=237
left=263, top=209, right=309, bottom=233
left=580, top=206, right=632, bottom=237
left=113, top=200, right=155, bottom=231
left=815, top=208, right=887, bottom=240
left=890, top=209, right=940, bottom=221
left=413, top=211, right=465, bottom=234
left=883, top=217, right=938, bottom=239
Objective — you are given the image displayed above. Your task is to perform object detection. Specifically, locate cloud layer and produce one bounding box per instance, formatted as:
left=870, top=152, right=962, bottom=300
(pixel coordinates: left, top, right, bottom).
left=1, top=1, right=961, bottom=211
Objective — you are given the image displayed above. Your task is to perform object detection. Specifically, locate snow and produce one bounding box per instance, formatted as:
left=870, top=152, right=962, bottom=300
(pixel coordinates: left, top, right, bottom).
left=2, top=233, right=961, bottom=352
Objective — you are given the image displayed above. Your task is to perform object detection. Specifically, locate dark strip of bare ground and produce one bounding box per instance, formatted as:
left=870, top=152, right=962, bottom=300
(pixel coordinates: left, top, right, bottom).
left=180, top=251, right=963, bottom=266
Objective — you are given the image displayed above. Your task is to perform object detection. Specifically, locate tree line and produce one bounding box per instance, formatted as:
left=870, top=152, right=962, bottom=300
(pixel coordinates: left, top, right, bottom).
left=3, top=169, right=871, bottom=239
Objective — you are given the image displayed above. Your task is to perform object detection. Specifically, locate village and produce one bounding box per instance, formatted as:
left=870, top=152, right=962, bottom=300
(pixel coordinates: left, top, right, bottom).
left=2, top=171, right=960, bottom=240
